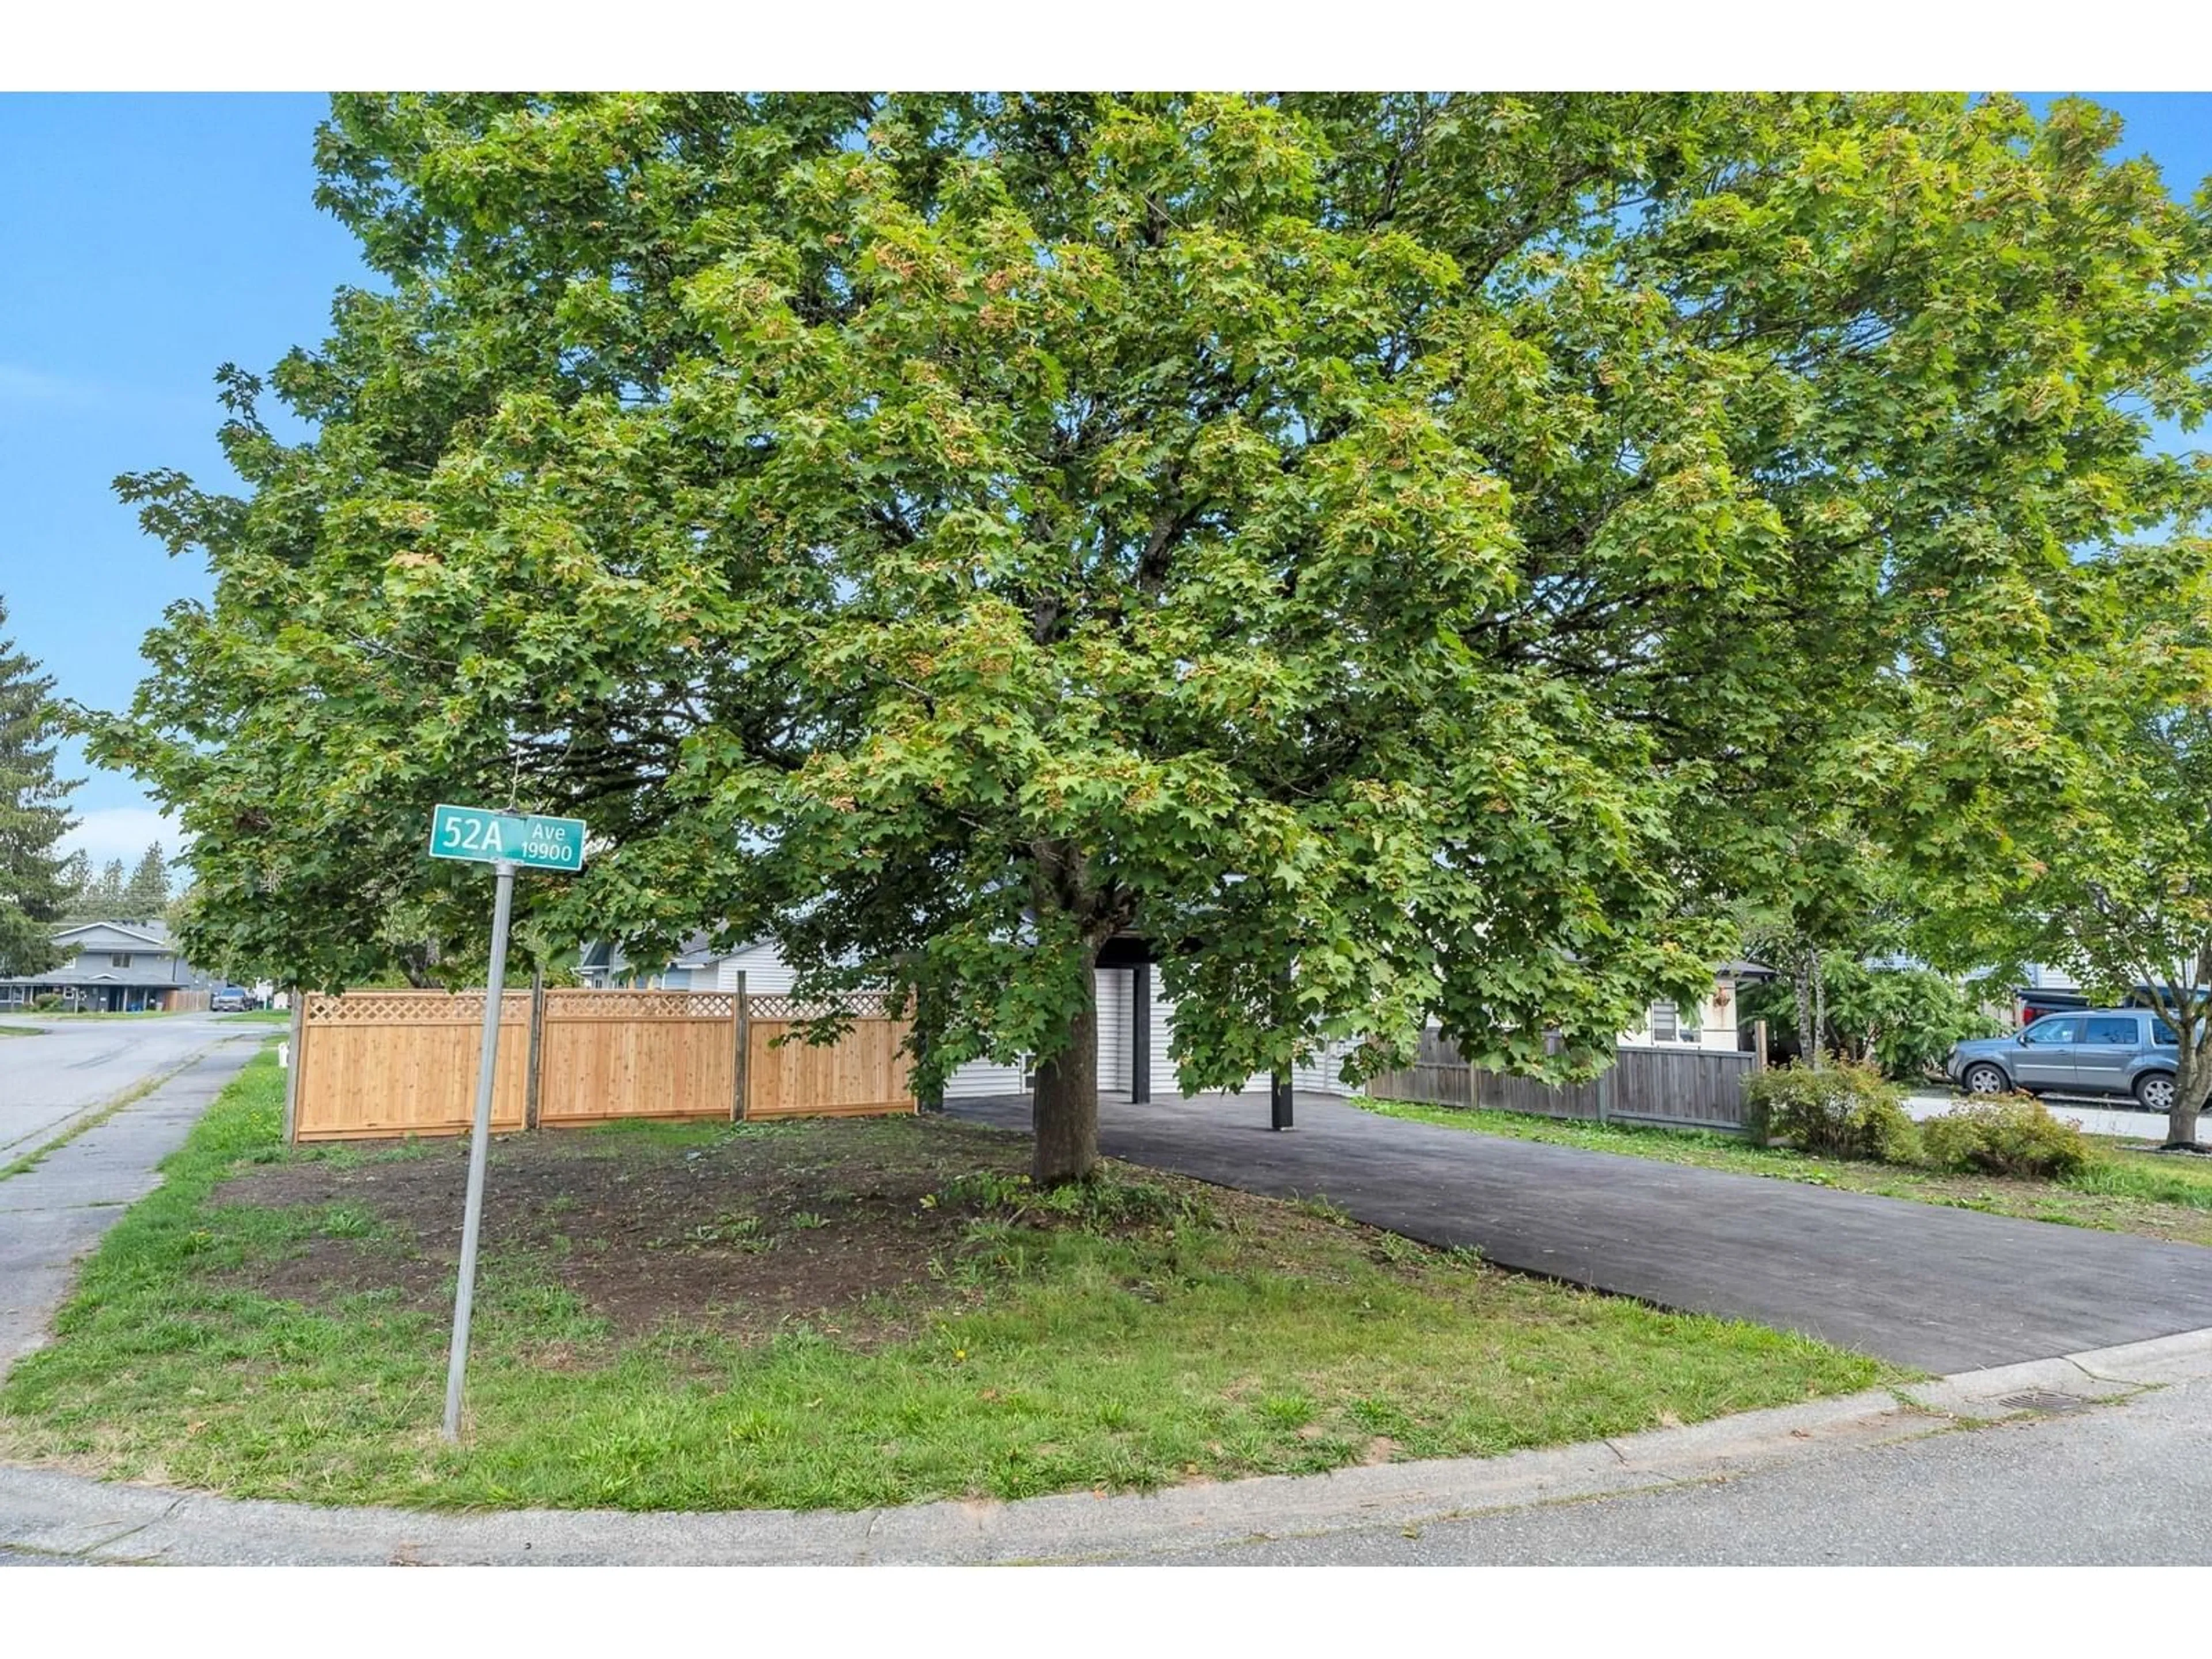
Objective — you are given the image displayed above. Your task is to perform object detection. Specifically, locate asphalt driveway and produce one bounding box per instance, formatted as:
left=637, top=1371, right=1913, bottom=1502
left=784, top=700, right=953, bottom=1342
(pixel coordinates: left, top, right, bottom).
left=945, top=1090, right=2212, bottom=1374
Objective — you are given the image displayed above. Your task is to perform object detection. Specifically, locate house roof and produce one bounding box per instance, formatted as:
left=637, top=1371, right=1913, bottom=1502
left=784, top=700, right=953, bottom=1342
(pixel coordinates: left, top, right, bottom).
left=0, top=964, right=198, bottom=988
left=581, top=931, right=756, bottom=975
left=54, top=919, right=173, bottom=948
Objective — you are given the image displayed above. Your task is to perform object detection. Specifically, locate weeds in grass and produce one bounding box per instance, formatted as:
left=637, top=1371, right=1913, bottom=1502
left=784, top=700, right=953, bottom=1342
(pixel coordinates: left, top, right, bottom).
left=319, top=1204, right=381, bottom=1241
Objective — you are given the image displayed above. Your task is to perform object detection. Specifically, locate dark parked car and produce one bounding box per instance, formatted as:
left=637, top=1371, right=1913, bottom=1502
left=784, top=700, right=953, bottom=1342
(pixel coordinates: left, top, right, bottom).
left=1946, top=1009, right=2178, bottom=1112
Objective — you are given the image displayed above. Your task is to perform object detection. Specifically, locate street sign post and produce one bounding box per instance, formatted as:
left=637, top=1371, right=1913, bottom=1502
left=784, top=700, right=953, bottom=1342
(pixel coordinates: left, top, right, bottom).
left=433, top=802, right=587, bottom=1442
left=429, top=803, right=588, bottom=872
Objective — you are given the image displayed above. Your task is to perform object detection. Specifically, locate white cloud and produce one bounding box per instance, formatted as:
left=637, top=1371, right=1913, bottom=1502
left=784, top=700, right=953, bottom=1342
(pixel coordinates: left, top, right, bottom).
left=59, top=807, right=192, bottom=870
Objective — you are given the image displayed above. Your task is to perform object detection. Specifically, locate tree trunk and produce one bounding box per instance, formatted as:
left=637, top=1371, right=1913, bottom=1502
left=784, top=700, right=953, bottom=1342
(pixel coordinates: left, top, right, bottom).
left=1032, top=957, right=1100, bottom=1186
left=1791, top=962, right=1813, bottom=1067
left=1810, top=952, right=1828, bottom=1071
left=2167, top=1041, right=2209, bottom=1151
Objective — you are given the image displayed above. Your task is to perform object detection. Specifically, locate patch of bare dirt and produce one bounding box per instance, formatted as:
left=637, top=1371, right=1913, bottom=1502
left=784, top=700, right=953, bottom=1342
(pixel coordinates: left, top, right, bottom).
left=211, top=1116, right=1039, bottom=1344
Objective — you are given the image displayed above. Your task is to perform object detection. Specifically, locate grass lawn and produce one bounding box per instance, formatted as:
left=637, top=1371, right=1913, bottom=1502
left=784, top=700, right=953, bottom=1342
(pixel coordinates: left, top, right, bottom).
left=0, top=1024, right=37, bottom=1039
left=220, top=1009, right=293, bottom=1024
left=0, top=1052, right=1894, bottom=1513
left=1352, top=1096, right=2212, bottom=1248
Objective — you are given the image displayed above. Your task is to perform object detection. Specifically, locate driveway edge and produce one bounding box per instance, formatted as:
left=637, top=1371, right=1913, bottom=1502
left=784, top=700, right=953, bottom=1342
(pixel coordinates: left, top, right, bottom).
left=9, top=1325, right=2209, bottom=1565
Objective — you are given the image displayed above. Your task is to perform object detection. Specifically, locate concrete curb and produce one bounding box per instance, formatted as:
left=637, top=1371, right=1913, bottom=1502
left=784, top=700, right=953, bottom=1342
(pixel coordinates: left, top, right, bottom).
left=9, top=1326, right=2210, bottom=1565
left=1894, top=1325, right=2212, bottom=1416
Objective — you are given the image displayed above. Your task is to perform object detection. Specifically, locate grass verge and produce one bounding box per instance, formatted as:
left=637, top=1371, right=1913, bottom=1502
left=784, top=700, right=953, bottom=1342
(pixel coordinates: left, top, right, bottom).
left=0, top=1024, right=37, bottom=1039
left=0, top=1054, right=1893, bottom=1513
left=1351, top=1096, right=2212, bottom=1247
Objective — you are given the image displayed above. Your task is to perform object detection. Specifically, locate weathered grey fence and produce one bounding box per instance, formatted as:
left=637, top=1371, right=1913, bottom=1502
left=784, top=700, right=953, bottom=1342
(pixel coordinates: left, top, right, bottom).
left=1366, top=1028, right=1762, bottom=1133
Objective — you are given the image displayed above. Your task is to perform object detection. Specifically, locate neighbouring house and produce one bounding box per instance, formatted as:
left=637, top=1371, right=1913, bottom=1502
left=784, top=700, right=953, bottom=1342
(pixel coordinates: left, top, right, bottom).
left=577, top=931, right=761, bottom=991
left=1618, top=960, right=1774, bottom=1054
left=574, top=930, right=1762, bottom=1101
left=0, top=921, right=219, bottom=1013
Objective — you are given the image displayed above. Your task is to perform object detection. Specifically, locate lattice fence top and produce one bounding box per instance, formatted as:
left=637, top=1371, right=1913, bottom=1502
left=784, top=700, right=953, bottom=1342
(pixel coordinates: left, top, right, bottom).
left=747, top=990, right=905, bottom=1023
left=544, top=989, right=738, bottom=1020
left=304, top=991, right=531, bottom=1024
left=305, top=987, right=908, bottom=1024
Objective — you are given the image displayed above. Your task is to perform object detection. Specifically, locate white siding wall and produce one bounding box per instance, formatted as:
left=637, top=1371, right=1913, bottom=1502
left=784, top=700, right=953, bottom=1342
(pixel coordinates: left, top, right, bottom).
left=1618, top=978, right=1742, bottom=1052
left=712, top=942, right=798, bottom=994
left=1145, top=990, right=1274, bottom=1098
left=944, top=1056, right=1029, bottom=1097
left=1094, top=968, right=1131, bottom=1093
left=1149, top=990, right=1184, bottom=1101
left=946, top=967, right=1133, bottom=1098
left=1291, top=1039, right=1359, bottom=1095
left=672, top=939, right=1361, bottom=1098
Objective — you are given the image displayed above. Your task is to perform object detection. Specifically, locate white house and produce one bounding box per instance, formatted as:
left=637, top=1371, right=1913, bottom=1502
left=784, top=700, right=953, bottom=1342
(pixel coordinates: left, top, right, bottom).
left=1615, top=960, right=1770, bottom=1054
left=579, top=933, right=1752, bottom=1100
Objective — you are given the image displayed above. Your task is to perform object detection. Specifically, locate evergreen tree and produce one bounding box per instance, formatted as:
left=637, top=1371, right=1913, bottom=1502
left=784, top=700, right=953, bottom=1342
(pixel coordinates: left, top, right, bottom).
left=52, top=849, right=88, bottom=918
left=123, top=840, right=172, bottom=921
left=0, top=597, right=77, bottom=976
left=72, top=858, right=128, bottom=922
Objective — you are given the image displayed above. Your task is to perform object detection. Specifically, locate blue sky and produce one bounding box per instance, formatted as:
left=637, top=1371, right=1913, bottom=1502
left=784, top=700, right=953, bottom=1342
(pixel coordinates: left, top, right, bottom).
left=0, top=92, right=2207, bottom=870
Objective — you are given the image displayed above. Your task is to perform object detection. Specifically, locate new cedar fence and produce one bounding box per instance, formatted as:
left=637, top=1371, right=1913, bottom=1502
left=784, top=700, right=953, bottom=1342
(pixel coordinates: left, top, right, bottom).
left=1365, top=1027, right=1763, bottom=1134
left=285, top=986, right=915, bottom=1144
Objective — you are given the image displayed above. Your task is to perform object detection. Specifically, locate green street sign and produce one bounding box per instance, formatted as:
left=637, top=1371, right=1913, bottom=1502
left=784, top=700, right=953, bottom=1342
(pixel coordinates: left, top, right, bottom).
left=428, top=803, right=588, bottom=872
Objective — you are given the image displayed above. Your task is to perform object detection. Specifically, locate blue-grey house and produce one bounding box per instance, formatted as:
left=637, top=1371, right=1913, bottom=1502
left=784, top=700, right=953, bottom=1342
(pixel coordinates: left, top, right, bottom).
left=0, top=921, right=218, bottom=1012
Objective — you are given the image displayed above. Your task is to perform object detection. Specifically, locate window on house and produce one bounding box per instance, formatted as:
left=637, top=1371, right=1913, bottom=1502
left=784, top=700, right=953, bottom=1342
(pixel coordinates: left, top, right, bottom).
left=111, top=954, right=131, bottom=968
left=1649, top=1001, right=1679, bottom=1041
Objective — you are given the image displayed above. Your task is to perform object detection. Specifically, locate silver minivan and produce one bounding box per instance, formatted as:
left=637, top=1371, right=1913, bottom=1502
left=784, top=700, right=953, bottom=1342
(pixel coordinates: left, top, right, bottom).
left=1945, top=1009, right=2179, bottom=1112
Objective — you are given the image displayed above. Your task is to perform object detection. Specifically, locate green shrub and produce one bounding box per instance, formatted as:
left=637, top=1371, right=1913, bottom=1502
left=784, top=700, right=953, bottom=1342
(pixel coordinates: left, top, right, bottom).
left=1738, top=961, right=1999, bottom=1082
left=1919, top=1097, right=2091, bottom=1180
left=1742, top=1060, right=1918, bottom=1162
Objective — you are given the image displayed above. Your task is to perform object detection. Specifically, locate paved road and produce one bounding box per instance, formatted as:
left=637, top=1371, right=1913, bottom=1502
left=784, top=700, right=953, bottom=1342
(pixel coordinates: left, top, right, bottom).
left=946, top=1091, right=2212, bottom=1373
left=0, top=1038, right=258, bottom=1370
left=1164, top=1373, right=2212, bottom=1565
left=0, top=1014, right=250, bottom=1159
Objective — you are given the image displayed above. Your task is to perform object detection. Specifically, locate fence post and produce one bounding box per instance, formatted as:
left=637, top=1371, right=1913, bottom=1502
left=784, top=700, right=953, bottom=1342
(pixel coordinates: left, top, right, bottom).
left=524, top=969, right=546, bottom=1131
left=283, top=990, right=305, bottom=1145
left=1753, top=1018, right=1769, bottom=1072
left=732, top=971, right=749, bottom=1122
left=1596, top=1048, right=1614, bottom=1123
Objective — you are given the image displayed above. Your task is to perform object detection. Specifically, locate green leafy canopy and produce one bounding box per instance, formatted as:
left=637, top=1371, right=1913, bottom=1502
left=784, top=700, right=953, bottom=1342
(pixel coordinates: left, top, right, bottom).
left=88, top=94, right=2212, bottom=1126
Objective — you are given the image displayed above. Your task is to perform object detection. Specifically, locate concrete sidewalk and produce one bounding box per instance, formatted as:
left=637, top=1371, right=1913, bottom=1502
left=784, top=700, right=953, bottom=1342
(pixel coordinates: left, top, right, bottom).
left=0, top=1039, right=259, bottom=1371
left=945, top=1090, right=2212, bottom=1373
left=4, top=1328, right=2206, bottom=1566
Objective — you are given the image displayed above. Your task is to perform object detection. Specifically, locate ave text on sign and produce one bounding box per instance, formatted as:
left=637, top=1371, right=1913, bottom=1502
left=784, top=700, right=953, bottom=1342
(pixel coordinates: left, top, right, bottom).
left=428, top=804, right=589, bottom=871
